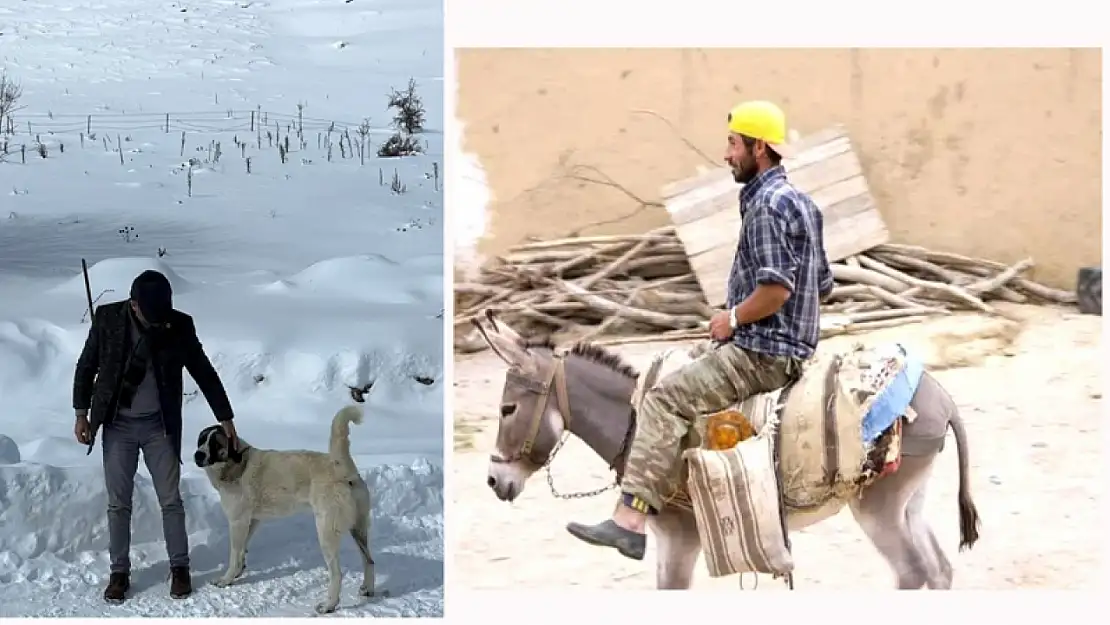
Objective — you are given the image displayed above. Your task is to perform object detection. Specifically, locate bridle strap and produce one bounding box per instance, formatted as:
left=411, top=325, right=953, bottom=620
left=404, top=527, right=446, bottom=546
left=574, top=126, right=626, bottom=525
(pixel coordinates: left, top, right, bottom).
left=520, top=359, right=556, bottom=458
left=520, top=351, right=572, bottom=461
left=553, top=355, right=573, bottom=430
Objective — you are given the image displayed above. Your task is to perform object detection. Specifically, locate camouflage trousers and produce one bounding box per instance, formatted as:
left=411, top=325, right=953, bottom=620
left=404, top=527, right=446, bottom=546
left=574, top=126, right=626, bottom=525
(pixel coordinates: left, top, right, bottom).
left=621, top=342, right=802, bottom=513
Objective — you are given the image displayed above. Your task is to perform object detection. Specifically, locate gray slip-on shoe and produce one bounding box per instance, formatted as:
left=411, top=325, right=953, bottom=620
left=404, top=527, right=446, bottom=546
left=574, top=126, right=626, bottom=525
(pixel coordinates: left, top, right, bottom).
left=566, top=519, right=647, bottom=561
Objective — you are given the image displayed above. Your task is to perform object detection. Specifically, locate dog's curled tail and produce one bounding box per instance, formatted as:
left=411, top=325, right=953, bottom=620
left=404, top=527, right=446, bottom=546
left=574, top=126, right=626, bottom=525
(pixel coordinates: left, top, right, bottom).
left=329, top=404, right=364, bottom=471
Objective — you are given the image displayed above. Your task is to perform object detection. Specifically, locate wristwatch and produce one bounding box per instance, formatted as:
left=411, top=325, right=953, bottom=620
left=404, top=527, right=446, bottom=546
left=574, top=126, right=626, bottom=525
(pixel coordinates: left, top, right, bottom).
left=728, top=306, right=739, bottom=330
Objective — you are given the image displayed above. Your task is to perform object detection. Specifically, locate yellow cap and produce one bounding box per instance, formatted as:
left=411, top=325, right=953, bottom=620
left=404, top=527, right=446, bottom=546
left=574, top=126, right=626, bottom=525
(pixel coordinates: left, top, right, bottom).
left=727, top=100, right=791, bottom=156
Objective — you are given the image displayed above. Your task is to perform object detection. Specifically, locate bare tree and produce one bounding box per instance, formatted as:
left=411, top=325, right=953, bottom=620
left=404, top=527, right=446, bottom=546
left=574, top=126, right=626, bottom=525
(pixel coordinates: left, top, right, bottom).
left=0, top=72, right=24, bottom=136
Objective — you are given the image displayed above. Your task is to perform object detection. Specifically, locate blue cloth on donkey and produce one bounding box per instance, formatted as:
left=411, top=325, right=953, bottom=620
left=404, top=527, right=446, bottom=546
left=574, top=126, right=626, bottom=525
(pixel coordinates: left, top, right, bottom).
left=860, top=343, right=925, bottom=443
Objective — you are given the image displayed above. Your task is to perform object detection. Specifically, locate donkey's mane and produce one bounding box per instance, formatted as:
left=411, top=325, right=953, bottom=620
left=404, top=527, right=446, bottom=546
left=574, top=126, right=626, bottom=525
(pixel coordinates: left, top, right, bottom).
left=522, top=336, right=639, bottom=379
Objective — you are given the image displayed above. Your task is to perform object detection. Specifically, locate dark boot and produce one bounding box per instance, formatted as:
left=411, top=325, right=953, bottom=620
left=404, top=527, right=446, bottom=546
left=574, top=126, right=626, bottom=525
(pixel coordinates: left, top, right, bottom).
left=103, top=572, right=130, bottom=604
left=169, top=566, right=193, bottom=599
left=566, top=520, right=647, bottom=561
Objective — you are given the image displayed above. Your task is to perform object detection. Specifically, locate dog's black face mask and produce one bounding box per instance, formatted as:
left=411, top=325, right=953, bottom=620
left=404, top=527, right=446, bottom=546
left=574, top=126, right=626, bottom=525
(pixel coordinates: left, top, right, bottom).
left=194, top=425, right=243, bottom=467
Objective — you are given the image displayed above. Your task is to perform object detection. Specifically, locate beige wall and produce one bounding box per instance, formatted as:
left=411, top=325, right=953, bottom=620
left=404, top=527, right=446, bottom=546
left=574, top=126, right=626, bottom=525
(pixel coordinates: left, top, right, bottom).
left=456, top=48, right=1102, bottom=289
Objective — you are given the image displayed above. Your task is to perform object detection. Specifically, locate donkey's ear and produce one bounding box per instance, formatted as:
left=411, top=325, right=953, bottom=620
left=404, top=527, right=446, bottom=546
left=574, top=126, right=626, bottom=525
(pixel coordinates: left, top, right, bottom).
left=484, top=308, right=500, bottom=331
left=485, top=309, right=527, bottom=345
left=473, top=315, right=533, bottom=369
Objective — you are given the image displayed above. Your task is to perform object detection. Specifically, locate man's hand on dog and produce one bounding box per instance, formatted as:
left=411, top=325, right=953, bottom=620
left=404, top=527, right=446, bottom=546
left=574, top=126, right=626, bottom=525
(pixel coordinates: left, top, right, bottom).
left=221, top=420, right=239, bottom=451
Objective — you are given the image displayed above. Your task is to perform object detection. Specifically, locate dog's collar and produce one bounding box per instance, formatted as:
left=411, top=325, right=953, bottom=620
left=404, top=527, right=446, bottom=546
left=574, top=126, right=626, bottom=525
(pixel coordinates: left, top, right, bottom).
left=217, top=446, right=252, bottom=483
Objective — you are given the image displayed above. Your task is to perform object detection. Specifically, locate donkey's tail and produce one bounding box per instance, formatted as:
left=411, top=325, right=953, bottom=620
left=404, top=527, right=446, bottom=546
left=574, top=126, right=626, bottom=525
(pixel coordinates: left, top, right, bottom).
left=948, top=409, right=981, bottom=551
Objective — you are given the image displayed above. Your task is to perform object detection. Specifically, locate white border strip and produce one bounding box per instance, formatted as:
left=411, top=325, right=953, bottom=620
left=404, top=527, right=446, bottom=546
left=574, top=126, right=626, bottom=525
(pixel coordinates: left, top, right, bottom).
left=447, top=0, right=1110, bottom=47
left=441, top=39, right=458, bottom=619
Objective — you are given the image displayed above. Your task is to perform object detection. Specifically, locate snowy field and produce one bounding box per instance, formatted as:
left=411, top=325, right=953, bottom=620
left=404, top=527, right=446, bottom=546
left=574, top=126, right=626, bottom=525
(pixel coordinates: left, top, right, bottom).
left=0, top=0, right=444, bottom=617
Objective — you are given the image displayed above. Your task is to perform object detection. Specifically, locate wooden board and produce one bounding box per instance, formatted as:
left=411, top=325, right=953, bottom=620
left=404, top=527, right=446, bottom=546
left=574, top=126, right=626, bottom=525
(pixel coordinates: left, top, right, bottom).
left=662, top=125, right=890, bottom=308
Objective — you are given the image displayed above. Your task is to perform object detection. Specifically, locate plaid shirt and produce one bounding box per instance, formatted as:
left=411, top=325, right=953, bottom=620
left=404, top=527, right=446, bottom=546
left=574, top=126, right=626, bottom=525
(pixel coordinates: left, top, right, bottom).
left=725, top=165, right=834, bottom=359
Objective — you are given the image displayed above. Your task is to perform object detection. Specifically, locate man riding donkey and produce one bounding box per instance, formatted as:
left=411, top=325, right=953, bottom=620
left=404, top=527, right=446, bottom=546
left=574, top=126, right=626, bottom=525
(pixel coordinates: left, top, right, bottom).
left=566, top=100, right=835, bottom=561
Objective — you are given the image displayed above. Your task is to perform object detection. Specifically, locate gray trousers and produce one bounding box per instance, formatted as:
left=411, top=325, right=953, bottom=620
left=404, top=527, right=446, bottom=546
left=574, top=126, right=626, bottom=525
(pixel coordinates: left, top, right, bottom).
left=102, top=414, right=189, bottom=573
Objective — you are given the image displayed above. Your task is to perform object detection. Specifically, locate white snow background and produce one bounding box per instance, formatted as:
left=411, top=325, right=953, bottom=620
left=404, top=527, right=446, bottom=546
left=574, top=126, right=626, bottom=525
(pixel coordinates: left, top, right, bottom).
left=0, top=0, right=443, bottom=617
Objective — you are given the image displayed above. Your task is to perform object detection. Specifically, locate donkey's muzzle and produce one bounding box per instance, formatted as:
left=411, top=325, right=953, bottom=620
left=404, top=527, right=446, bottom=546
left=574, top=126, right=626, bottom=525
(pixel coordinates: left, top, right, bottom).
left=487, top=474, right=517, bottom=502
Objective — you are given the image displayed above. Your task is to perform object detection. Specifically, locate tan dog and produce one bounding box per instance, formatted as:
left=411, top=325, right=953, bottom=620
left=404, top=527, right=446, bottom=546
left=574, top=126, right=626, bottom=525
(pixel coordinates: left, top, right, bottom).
left=194, top=405, right=375, bottom=614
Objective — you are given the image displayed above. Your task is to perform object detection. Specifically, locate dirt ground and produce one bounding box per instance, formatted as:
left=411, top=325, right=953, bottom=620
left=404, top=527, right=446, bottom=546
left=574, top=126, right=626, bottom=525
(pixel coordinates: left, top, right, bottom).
left=451, top=305, right=1103, bottom=590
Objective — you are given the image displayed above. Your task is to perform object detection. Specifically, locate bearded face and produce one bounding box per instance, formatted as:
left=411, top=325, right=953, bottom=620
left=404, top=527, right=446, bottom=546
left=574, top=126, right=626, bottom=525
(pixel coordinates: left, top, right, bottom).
left=724, top=133, right=760, bottom=184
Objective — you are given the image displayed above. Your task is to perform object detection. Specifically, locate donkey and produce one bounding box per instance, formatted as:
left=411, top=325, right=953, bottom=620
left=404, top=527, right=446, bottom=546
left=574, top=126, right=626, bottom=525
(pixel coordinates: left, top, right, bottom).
left=473, top=312, right=981, bottom=590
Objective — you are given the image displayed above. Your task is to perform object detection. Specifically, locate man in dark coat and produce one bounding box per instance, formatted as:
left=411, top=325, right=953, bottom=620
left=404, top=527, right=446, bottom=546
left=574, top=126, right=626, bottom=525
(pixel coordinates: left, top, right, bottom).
left=72, top=269, right=238, bottom=604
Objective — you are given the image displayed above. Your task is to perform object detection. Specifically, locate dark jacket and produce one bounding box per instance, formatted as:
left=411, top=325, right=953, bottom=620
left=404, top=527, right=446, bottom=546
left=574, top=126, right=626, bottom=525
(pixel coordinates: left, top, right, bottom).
left=73, top=300, right=234, bottom=462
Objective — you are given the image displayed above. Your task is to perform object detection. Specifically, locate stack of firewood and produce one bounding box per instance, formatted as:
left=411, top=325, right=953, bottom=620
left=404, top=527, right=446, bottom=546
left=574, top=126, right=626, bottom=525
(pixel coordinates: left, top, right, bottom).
left=454, top=226, right=1076, bottom=353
